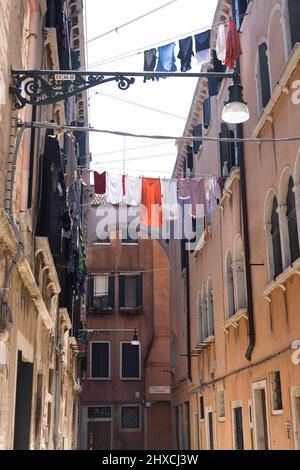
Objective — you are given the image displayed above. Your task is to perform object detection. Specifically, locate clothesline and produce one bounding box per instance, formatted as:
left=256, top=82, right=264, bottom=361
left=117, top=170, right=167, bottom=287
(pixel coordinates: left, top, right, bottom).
left=88, top=13, right=248, bottom=69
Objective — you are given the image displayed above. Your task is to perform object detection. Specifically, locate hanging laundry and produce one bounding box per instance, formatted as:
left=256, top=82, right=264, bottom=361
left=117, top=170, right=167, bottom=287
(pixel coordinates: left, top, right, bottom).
left=194, top=30, right=211, bottom=66
left=124, top=175, right=142, bottom=206
left=94, top=171, right=106, bottom=195
left=205, top=177, right=222, bottom=213
left=106, top=173, right=123, bottom=204
left=177, top=36, right=194, bottom=72
left=178, top=178, right=190, bottom=200
left=155, top=43, right=177, bottom=73
left=140, top=177, right=162, bottom=228
left=161, top=179, right=179, bottom=221
left=189, top=179, right=205, bottom=218
left=143, top=48, right=157, bottom=82
left=122, top=174, right=126, bottom=196
left=216, top=24, right=226, bottom=64
left=225, top=20, right=242, bottom=70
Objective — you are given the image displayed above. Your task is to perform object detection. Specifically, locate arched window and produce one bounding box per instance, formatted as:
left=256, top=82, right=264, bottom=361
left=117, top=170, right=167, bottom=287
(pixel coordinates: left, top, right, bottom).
left=225, top=252, right=235, bottom=318
left=258, top=42, right=271, bottom=109
left=234, top=237, right=247, bottom=311
left=271, top=197, right=283, bottom=278
left=197, top=291, right=203, bottom=342
left=207, top=279, right=214, bottom=337
left=288, top=0, right=300, bottom=49
left=201, top=285, right=208, bottom=340
left=286, top=176, right=300, bottom=263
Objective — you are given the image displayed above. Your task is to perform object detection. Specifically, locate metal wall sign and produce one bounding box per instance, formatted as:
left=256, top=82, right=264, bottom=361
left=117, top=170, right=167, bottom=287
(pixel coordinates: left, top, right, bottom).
left=149, top=386, right=170, bottom=394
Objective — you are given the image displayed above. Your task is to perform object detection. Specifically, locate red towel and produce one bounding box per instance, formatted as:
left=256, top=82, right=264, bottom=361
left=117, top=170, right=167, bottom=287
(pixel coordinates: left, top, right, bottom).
left=225, top=20, right=242, bottom=70
left=94, top=171, right=106, bottom=195
left=140, top=177, right=162, bottom=228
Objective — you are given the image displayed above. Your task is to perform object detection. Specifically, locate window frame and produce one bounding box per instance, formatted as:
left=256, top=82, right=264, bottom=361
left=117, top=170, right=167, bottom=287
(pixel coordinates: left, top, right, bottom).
left=90, top=341, right=111, bottom=380
left=270, top=370, right=283, bottom=415
left=217, top=388, right=226, bottom=422
left=120, top=341, right=141, bottom=380
left=120, top=404, right=141, bottom=432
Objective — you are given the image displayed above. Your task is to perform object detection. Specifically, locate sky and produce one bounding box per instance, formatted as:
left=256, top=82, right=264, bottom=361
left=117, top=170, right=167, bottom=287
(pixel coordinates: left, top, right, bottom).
left=85, top=0, right=218, bottom=179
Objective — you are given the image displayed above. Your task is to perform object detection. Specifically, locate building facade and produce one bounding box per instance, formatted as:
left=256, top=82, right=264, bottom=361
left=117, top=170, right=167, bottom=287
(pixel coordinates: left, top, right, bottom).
left=79, top=205, right=171, bottom=450
left=170, top=0, right=300, bottom=450
left=0, top=0, right=88, bottom=449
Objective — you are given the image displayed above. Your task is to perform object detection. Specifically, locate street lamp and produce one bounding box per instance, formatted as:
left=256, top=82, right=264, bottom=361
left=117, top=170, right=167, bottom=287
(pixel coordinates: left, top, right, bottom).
left=10, top=70, right=250, bottom=125
left=222, top=77, right=249, bottom=124
left=131, top=329, right=140, bottom=346
left=77, top=328, right=140, bottom=345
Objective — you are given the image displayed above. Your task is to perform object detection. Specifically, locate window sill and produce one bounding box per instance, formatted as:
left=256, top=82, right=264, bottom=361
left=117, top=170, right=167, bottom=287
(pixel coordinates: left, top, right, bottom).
left=223, top=308, right=248, bottom=334
left=119, top=306, right=144, bottom=315
left=262, top=257, right=300, bottom=302
left=88, top=307, right=114, bottom=315
left=272, top=409, right=284, bottom=416
left=219, top=167, right=240, bottom=209
left=193, top=335, right=215, bottom=353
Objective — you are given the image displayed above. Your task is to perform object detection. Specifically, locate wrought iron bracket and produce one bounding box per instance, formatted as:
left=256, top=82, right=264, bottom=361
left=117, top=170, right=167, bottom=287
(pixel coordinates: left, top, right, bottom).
left=10, top=70, right=236, bottom=109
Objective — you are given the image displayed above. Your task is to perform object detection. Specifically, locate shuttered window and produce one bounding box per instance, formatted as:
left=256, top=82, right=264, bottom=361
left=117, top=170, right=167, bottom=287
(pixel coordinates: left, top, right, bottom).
left=287, top=176, right=300, bottom=264
left=203, top=97, right=211, bottom=129
left=219, top=123, right=236, bottom=177
left=234, top=0, right=249, bottom=31
left=271, top=197, right=283, bottom=278
left=91, top=342, right=110, bottom=379
left=119, top=274, right=143, bottom=308
left=186, top=146, right=194, bottom=173
left=288, top=0, right=300, bottom=49
left=208, top=50, right=226, bottom=97
left=258, top=42, right=271, bottom=109
left=193, top=124, right=203, bottom=154
left=121, top=343, right=140, bottom=379
left=87, top=275, right=115, bottom=314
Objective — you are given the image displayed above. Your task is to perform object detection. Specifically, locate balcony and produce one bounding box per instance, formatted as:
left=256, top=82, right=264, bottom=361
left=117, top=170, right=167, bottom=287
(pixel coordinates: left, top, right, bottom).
left=222, top=308, right=248, bottom=334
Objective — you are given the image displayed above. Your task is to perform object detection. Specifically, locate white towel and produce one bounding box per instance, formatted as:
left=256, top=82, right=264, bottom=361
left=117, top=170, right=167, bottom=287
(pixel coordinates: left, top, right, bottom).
left=106, top=173, right=123, bottom=204
left=161, top=179, right=179, bottom=221
left=195, top=48, right=211, bottom=66
left=216, top=24, right=226, bottom=64
left=124, top=175, right=142, bottom=206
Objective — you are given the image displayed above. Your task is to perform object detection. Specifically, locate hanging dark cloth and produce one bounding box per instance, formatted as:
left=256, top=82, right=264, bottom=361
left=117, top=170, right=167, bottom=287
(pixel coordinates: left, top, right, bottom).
left=94, top=171, right=106, bottom=195
left=194, top=30, right=211, bottom=65
left=143, top=48, right=157, bottom=82
left=177, top=36, right=194, bottom=72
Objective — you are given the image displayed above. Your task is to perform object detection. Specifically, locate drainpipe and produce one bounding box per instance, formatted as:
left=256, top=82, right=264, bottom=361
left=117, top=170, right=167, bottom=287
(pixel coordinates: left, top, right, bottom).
left=186, top=254, right=192, bottom=381
left=238, top=122, right=255, bottom=361
left=20, top=0, right=40, bottom=214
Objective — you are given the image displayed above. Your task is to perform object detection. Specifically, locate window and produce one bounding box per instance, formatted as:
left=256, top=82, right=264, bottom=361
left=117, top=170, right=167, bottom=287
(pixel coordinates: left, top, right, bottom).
left=208, top=50, right=226, bottom=97
left=271, top=371, right=283, bottom=413
left=121, top=342, right=140, bottom=379
left=199, top=396, right=205, bottom=421
left=88, top=407, right=111, bottom=419
left=186, top=146, right=194, bottom=174
left=233, top=0, right=249, bottom=31
left=271, top=197, right=283, bottom=278
left=258, top=42, right=271, bottom=109
left=48, top=369, right=54, bottom=395
left=234, top=237, right=247, bottom=311
left=207, top=279, right=215, bottom=336
left=288, top=0, right=300, bottom=49
left=200, top=285, right=208, bottom=341
left=91, top=342, right=110, bottom=379
left=121, top=406, right=140, bottom=430
left=225, top=251, right=235, bottom=318
left=121, top=228, right=139, bottom=244
left=203, top=97, right=211, bottom=129
left=233, top=405, right=244, bottom=450
left=219, top=123, right=236, bottom=179
left=119, top=274, right=143, bottom=311
left=286, top=176, right=300, bottom=263
left=87, top=275, right=115, bottom=314
left=193, top=124, right=202, bottom=154
left=217, top=390, right=225, bottom=420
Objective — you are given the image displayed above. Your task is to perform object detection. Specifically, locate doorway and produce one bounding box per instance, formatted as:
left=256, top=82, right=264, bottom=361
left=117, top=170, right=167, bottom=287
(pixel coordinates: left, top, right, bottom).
left=291, top=387, right=300, bottom=449
left=252, top=381, right=270, bottom=450
left=205, top=407, right=214, bottom=450
left=232, top=404, right=244, bottom=450
left=87, top=406, right=112, bottom=450
left=13, top=351, right=34, bottom=450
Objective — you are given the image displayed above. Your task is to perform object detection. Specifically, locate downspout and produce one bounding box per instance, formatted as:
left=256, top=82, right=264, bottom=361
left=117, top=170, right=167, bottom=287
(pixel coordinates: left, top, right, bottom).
left=20, top=0, right=40, bottom=214
left=230, top=0, right=256, bottom=360
left=238, top=122, right=255, bottom=361
left=186, top=254, right=192, bottom=381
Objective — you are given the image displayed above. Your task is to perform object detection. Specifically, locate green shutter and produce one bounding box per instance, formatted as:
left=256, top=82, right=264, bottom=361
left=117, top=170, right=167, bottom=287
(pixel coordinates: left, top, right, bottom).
left=87, top=276, right=94, bottom=312
left=136, top=274, right=143, bottom=307
left=119, top=275, right=125, bottom=308
left=108, top=274, right=115, bottom=308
